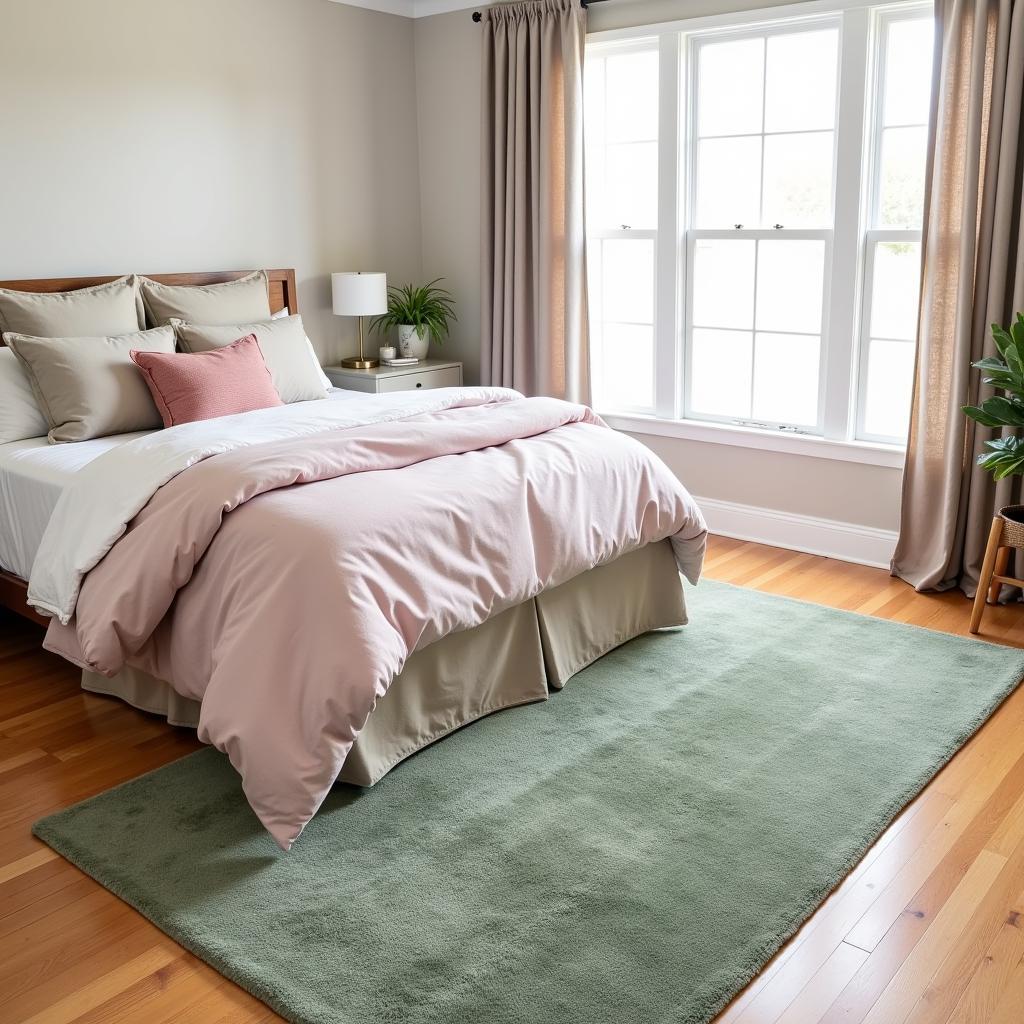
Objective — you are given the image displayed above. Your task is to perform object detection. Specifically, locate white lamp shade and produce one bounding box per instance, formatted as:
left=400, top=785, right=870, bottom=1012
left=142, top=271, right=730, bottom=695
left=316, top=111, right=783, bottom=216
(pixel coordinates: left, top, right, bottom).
left=332, top=272, right=387, bottom=316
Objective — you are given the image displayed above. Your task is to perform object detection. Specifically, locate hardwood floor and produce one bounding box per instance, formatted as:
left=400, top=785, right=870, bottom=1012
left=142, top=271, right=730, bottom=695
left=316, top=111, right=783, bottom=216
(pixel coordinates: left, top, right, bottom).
left=2, top=536, right=1024, bottom=1023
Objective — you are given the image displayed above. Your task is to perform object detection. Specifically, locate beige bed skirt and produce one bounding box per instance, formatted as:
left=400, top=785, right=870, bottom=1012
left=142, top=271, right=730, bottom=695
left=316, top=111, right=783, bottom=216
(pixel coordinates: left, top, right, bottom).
left=82, top=540, right=686, bottom=786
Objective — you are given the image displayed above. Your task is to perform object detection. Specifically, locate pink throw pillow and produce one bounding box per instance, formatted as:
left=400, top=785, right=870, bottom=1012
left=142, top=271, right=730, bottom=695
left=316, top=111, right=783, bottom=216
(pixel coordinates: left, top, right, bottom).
left=131, top=334, right=284, bottom=427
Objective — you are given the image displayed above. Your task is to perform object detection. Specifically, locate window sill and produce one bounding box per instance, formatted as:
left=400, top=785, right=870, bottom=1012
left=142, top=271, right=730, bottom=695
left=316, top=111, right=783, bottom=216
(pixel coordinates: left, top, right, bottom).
left=600, top=412, right=906, bottom=469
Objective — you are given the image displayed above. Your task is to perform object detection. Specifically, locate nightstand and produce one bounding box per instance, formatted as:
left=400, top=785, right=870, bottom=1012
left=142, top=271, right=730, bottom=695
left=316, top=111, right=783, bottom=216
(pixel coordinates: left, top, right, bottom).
left=324, top=359, right=464, bottom=395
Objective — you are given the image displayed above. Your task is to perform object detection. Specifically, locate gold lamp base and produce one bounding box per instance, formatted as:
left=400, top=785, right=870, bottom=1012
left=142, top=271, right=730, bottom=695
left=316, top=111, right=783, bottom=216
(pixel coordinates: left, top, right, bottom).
left=341, top=314, right=378, bottom=369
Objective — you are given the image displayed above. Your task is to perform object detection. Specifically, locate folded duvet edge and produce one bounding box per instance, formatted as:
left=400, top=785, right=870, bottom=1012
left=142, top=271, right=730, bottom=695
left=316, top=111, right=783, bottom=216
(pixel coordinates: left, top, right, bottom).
left=27, top=387, right=524, bottom=625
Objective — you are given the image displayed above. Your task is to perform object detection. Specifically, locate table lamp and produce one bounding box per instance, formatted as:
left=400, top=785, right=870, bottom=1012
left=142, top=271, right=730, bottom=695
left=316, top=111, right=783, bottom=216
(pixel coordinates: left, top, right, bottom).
left=332, top=272, right=387, bottom=369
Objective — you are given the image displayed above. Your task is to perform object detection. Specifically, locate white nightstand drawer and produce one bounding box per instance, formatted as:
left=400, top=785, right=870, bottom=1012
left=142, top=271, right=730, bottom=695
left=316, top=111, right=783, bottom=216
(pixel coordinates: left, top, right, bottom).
left=324, top=359, right=463, bottom=394
left=377, top=366, right=462, bottom=393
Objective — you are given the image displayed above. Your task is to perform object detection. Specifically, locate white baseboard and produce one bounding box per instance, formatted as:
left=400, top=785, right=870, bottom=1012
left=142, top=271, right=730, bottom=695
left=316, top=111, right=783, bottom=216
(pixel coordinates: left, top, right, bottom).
left=694, top=495, right=898, bottom=570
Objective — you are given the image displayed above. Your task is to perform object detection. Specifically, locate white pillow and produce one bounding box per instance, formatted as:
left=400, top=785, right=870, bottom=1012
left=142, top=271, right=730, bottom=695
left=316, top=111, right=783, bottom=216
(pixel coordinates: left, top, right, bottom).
left=271, top=307, right=332, bottom=390
left=0, top=347, right=49, bottom=443
left=173, top=314, right=329, bottom=404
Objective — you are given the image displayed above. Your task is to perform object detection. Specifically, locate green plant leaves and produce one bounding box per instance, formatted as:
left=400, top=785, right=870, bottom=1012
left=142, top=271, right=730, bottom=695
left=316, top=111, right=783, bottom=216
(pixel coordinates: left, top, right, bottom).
left=972, top=356, right=1018, bottom=391
left=963, top=396, right=1024, bottom=428
left=369, top=279, right=457, bottom=343
left=963, top=315, right=1024, bottom=481
left=978, top=435, right=1024, bottom=480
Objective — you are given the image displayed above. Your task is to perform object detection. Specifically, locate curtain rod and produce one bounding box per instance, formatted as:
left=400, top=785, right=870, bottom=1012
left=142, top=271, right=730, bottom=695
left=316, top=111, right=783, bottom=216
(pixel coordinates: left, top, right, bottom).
left=472, top=0, right=605, bottom=22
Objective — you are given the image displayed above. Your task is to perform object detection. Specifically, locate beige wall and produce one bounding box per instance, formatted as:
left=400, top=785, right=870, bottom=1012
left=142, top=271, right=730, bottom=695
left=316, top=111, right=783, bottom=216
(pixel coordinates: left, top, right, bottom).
left=412, top=0, right=905, bottom=533
left=414, top=10, right=483, bottom=381
left=0, top=0, right=423, bottom=366
left=632, top=435, right=903, bottom=531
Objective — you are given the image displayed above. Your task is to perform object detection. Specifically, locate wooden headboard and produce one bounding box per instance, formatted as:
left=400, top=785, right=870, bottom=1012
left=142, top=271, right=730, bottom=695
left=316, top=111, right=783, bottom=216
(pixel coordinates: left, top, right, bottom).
left=0, top=268, right=298, bottom=320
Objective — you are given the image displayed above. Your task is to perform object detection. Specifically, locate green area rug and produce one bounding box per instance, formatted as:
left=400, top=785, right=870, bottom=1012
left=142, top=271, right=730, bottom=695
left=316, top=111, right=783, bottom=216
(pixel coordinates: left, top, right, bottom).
left=34, top=581, right=1024, bottom=1024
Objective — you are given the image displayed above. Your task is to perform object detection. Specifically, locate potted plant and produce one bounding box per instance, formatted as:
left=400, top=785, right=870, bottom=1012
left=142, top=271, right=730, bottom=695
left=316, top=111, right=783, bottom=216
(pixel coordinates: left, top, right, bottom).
left=963, top=312, right=1024, bottom=527
left=371, top=279, right=457, bottom=360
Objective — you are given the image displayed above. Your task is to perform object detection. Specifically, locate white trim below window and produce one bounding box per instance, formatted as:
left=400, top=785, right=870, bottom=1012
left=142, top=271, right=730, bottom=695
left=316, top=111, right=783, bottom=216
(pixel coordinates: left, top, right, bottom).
left=695, top=494, right=899, bottom=568
left=603, top=411, right=906, bottom=468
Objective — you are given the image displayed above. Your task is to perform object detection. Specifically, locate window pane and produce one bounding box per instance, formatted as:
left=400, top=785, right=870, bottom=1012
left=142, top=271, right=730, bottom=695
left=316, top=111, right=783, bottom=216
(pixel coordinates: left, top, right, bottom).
left=870, top=242, right=921, bottom=340
left=691, top=329, right=752, bottom=419
left=695, top=136, right=762, bottom=228
left=883, top=19, right=933, bottom=127
left=584, top=57, right=607, bottom=227
left=877, top=125, right=927, bottom=228
left=862, top=339, right=915, bottom=440
left=755, top=240, right=825, bottom=335
left=761, top=131, right=834, bottom=227
left=764, top=30, right=839, bottom=133
left=697, top=37, right=764, bottom=137
left=606, top=50, right=659, bottom=142
left=600, top=142, right=658, bottom=228
left=585, top=47, right=659, bottom=231
left=597, top=323, right=655, bottom=409
left=584, top=49, right=605, bottom=118
left=585, top=163, right=606, bottom=229
left=586, top=236, right=603, bottom=307
left=599, top=238, right=654, bottom=323
left=753, top=332, right=820, bottom=426
left=692, top=239, right=755, bottom=329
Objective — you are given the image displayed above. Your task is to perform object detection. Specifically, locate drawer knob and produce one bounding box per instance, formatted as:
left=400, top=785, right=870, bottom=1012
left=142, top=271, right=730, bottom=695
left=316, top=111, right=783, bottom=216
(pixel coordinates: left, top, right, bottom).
left=416, top=382, right=423, bottom=388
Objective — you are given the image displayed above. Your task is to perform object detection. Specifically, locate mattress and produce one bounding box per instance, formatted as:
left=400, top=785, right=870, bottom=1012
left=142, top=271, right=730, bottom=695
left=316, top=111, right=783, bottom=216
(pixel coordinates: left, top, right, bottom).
left=0, top=433, right=148, bottom=579
left=0, top=390, right=362, bottom=581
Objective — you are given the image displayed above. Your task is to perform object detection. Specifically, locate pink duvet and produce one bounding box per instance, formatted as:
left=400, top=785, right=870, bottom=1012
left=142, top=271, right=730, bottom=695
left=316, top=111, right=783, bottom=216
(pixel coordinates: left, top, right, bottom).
left=45, top=395, right=706, bottom=848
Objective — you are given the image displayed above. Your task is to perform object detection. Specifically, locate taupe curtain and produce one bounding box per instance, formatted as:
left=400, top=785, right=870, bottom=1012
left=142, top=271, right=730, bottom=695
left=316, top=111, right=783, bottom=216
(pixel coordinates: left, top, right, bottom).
left=480, top=0, right=590, bottom=403
left=893, top=0, right=1024, bottom=594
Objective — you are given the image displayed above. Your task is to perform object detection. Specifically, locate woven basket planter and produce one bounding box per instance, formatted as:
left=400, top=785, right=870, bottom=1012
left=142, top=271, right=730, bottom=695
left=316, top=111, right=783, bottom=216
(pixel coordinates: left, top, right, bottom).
left=999, top=505, right=1024, bottom=548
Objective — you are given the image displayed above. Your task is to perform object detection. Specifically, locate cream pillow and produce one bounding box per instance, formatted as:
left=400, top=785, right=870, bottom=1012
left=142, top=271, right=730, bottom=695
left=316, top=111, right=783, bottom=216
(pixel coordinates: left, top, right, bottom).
left=5, top=327, right=176, bottom=443
left=0, top=347, right=49, bottom=443
left=270, top=307, right=333, bottom=390
left=0, top=276, right=144, bottom=338
left=174, top=315, right=329, bottom=404
left=141, top=271, right=271, bottom=327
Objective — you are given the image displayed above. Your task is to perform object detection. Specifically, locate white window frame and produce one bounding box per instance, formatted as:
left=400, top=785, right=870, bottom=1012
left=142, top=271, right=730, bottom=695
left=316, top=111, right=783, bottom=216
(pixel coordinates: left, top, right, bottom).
left=682, top=230, right=835, bottom=434
left=854, top=3, right=931, bottom=443
left=586, top=0, right=932, bottom=467
left=584, top=35, right=674, bottom=417
left=682, top=14, right=842, bottom=435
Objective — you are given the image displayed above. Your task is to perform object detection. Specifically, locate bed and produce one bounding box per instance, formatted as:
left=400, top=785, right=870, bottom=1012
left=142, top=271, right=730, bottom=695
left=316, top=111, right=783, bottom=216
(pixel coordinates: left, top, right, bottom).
left=0, top=416, right=688, bottom=787
left=0, top=269, right=707, bottom=848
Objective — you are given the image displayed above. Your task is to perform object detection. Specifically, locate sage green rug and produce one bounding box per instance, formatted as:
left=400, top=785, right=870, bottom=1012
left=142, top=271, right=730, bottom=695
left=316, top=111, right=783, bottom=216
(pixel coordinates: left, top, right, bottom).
left=34, top=581, right=1024, bottom=1024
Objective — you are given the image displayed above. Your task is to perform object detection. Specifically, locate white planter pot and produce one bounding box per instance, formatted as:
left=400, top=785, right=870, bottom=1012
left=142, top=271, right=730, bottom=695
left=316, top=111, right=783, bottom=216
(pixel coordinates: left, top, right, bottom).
left=398, top=325, right=430, bottom=360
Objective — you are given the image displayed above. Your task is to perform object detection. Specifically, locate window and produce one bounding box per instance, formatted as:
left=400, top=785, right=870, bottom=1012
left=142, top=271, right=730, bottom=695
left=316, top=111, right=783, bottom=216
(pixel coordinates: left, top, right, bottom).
left=585, top=42, right=661, bottom=412
left=585, top=0, right=933, bottom=449
left=857, top=10, right=932, bottom=441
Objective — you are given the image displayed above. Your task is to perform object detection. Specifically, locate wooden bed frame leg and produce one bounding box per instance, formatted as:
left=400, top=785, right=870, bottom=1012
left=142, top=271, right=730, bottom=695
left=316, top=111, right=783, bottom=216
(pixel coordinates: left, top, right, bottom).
left=971, top=516, right=1005, bottom=634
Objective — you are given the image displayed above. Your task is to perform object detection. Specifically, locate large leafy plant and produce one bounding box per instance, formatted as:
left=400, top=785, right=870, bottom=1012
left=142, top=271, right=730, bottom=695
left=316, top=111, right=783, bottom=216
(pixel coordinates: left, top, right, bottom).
left=370, top=279, right=457, bottom=343
left=963, top=313, right=1024, bottom=480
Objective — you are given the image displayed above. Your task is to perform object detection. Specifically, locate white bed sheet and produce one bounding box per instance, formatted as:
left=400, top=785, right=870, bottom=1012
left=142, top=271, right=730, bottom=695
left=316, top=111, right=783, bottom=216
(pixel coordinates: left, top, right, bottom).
left=0, top=433, right=150, bottom=580
left=0, top=389, right=364, bottom=581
